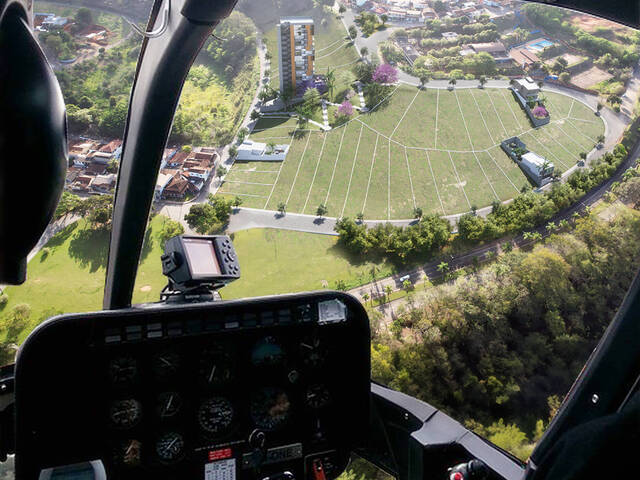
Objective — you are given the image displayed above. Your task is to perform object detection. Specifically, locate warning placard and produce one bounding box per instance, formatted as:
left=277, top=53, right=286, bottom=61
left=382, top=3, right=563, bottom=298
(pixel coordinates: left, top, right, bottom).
left=205, top=458, right=236, bottom=480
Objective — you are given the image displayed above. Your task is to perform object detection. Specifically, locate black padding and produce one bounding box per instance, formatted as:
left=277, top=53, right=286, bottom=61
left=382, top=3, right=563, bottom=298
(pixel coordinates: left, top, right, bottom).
left=0, top=8, right=67, bottom=284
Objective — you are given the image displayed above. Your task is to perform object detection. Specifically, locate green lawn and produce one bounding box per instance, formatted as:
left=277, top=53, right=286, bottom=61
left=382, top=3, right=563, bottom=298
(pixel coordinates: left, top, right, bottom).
left=222, top=86, right=605, bottom=219
left=0, top=221, right=396, bottom=343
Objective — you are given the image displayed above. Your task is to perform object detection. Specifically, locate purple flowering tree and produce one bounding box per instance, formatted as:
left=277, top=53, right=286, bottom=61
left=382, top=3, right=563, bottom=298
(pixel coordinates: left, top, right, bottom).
left=337, top=101, right=354, bottom=117
left=532, top=105, right=549, bottom=118
left=372, top=64, right=398, bottom=84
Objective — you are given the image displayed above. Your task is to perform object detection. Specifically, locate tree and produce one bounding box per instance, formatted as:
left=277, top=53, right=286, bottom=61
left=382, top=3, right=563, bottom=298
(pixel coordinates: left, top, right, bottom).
left=362, top=292, right=370, bottom=305
left=277, top=202, right=286, bottom=216
left=413, top=207, right=423, bottom=219
left=437, top=262, right=449, bottom=274
left=559, top=72, right=571, bottom=84
left=372, top=64, right=399, bottom=84
left=579, top=152, right=587, bottom=162
left=448, top=77, right=457, bottom=88
left=402, top=279, right=413, bottom=293
left=380, top=14, right=388, bottom=26
left=479, top=76, right=487, bottom=88
left=596, top=102, right=603, bottom=115
left=76, top=7, right=93, bottom=27
left=302, top=87, right=322, bottom=115
left=356, top=212, right=364, bottom=223
left=316, top=203, right=328, bottom=218
left=216, top=165, right=228, bottom=178
left=348, top=25, right=358, bottom=39
left=337, top=100, right=354, bottom=118
left=360, top=46, right=369, bottom=58
left=229, top=145, right=238, bottom=158
left=339, top=4, right=346, bottom=15
left=159, top=218, right=185, bottom=245
left=250, top=110, right=261, bottom=121
left=325, top=68, right=336, bottom=100
left=233, top=196, right=243, bottom=208
left=384, top=285, right=393, bottom=301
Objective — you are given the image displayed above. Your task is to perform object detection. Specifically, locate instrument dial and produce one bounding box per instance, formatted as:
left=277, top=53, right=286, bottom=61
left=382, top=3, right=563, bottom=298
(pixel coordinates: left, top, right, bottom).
left=156, top=392, right=182, bottom=419
left=113, top=439, right=142, bottom=467
left=155, top=432, right=185, bottom=464
left=300, top=336, right=326, bottom=368
left=251, top=336, right=286, bottom=367
left=305, top=384, right=331, bottom=409
left=110, top=399, right=142, bottom=429
left=109, top=356, right=137, bottom=385
left=153, top=351, right=181, bottom=380
left=197, top=396, right=234, bottom=435
left=199, top=345, right=234, bottom=387
left=250, top=387, right=291, bottom=431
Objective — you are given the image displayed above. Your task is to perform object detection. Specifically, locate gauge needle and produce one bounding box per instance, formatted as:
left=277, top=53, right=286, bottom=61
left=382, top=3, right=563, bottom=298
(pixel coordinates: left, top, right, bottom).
left=164, top=395, right=174, bottom=415
left=160, top=357, right=172, bottom=366
left=301, top=343, right=312, bottom=349
left=208, top=364, right=217, bottom=383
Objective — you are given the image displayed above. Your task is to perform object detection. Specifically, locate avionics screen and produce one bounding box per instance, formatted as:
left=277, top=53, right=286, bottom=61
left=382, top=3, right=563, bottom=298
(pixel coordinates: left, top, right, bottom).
left=183, top=238, right=221, bottom=277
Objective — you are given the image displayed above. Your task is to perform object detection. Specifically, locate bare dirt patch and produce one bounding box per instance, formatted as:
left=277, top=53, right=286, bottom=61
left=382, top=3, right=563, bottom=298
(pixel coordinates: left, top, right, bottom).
left=545, top=53, right=585, bottom=67
left=570, top=14, right=628, bottom=35
left=571, top=66, right=613, bottom=89
left=140, top=285, right=152, bottom=292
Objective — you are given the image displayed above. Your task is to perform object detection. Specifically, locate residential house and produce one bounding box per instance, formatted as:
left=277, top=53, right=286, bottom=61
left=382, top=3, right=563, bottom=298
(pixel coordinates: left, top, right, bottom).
left=464, top=42, right=511, bottom=62
left=90, top=151, right=113, bottom=164
left=99, top=139, right=123, bottom=160
left=514, top=77, right=540, bottom=100
left=155, top=172, right=174, bottom=200
left=509, top=48, right=540, bottom=69
left=236, top=141, right=290, bottom=161
left=162, top=174, right=199, bottom=200
left=422, top=7, right=437, bottom=20
left=85, top=162, right=107, bottom=176
left=442, top=31, right=459, bottom=40
left=91, top=174, right=117, bottom=193
left=165, top=151, right=189, bottom=169
left=520, top=151, right=554, bottom=186
left=71, top=175, right=93, bottom=193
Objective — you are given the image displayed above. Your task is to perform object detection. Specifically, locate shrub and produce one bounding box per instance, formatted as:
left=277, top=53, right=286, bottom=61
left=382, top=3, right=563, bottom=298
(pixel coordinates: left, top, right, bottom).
left=532, top=105, right=549, bottom=118
left=372, top=64, right=399, bottom=84
left=0, top=293, right=8, bottom=310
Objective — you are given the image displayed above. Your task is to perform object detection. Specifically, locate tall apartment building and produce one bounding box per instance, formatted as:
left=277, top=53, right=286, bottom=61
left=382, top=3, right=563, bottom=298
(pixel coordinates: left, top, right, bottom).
left=277, top=17, right=315, bottom=94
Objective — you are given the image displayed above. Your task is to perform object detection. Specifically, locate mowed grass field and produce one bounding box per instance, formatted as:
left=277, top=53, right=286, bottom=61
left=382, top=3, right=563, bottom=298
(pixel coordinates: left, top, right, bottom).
left=219, top=86, right=605, bottom=219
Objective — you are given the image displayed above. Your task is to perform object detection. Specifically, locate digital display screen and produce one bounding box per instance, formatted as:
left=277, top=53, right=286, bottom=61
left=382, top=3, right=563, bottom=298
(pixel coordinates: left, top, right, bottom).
left=183, top=238, right=222, bottom=277
left=50, top=465, right=95, bottom=480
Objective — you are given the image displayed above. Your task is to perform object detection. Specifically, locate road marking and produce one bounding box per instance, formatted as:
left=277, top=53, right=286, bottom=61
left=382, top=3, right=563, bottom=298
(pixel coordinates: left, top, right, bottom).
left=469, top=89, right=495, bottom=145
left=341, top=124, right=364, bottom=217
left=499, top=88, right=524, bottom=131
left=448, top=151, right=472, bottom=210
left=223, top=180, right=274, bottom=186
left=263, top=130, right=295, bottom=209
left=484, top=89, right=509, bottom=138
left=404, top=147, right=417, bottom=209
left=538, top=127, right=577, bottom=160
left=390, top=89, right=420, bottom=139
left=362, top=134, right=379, bottom=215
left=453, top=90, right=499, bottom=201
left=425, top=150, right=446, bottom=215
left=388, top=137, right=391, bottom=220
left=285, top=132, right=312, bottom=205
left=324, top=126, right=348, bottom=204
left=520, top=132, right=569, bottom=170
left=302, top=133, right=328, bottom=213
left=434, top=89, right=440, bottom=148
left=484, top=148, right=520, bottom=193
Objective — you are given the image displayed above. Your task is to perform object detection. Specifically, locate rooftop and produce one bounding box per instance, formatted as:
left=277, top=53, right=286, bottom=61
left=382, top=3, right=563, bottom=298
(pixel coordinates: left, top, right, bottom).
left=279, top=17, right=314, bottom=25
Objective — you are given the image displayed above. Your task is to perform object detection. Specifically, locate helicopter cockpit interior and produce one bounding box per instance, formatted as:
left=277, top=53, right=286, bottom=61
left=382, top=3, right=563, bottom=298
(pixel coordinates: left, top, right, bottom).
left=0, top=1, right=639, bottom=480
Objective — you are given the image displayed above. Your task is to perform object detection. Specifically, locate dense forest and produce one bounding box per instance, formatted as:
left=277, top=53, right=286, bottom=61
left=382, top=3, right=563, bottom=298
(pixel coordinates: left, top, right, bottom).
left=56, top=10, right=258, bottom=145
left=369, top=171, right=640, bottom=458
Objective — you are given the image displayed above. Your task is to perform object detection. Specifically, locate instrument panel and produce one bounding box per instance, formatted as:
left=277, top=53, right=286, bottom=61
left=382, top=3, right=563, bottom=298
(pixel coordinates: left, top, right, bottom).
left=14, top=292, right=370, bottom=480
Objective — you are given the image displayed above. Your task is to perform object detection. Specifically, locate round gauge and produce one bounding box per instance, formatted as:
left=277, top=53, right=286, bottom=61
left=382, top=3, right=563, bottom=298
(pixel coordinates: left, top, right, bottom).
left=250, top=387, right=291, bottom=431
left=153, top=351, right=181, bottom=380
left=109, top=356, right=137, bottom=384
left=251, top=336, right=285, bottom=367
left=305, top=384, right=331, bottom=409
left=199, top=345, right=234, bottom=387
left=113, top=439, right=142, bottom=467
left=197, top=397, right=234, bottom=435
left=300, top=336, right=326, bottom=368
left=155, top=432, right=185, bottom=464
left=156, top=392, right=182, bottom=419
left=110, top=399, right=142, bottom=429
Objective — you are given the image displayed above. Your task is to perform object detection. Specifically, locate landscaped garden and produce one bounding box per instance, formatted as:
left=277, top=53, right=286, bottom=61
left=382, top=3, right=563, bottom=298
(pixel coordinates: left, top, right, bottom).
left=219, top=84, right=605, bottom=220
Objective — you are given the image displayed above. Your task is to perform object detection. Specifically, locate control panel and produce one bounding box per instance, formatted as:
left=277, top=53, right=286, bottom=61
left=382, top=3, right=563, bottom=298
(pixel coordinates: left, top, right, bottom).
left=14, top=292, right=370, bottom=480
